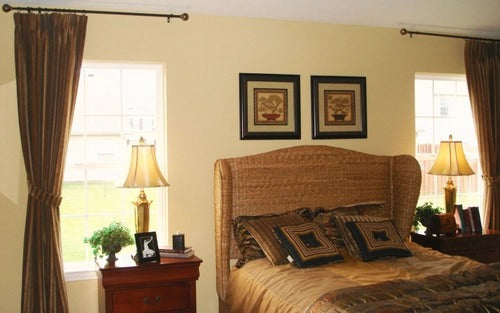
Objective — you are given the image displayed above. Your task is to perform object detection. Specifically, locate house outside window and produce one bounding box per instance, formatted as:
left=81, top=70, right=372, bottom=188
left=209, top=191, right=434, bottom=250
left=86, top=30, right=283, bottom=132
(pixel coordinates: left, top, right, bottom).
left=61, top=62, right=166, bottom=279
left=415, top=74, right=482, bottom=212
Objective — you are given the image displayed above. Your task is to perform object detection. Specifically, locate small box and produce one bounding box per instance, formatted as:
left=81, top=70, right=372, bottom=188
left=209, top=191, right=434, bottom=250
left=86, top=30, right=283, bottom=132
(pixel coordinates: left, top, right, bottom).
left=428, top=213, right=457, bottom=236
left=172, top=233, right=185, bottom=252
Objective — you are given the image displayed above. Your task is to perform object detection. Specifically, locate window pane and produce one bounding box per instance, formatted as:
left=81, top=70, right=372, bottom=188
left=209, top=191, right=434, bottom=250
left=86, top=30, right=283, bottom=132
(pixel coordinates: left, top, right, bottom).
left=84, top=68, right=121, bottom=115
left=60, top=216, right=86, bottom=262
left=415, top=79, right=433, bottom=116
left=85, top=116, right=122, bottom=135
left=122, top=69, right=157, bottom=115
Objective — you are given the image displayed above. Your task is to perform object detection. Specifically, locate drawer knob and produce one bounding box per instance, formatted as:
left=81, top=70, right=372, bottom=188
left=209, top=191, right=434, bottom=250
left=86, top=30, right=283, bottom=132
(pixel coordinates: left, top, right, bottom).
left=143, top=296, right=161, bottom=305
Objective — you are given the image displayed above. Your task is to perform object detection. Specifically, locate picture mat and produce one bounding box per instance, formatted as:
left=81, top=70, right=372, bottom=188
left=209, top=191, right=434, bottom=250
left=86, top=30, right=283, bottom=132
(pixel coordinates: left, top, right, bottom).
left=318, top=83, right=362, bottom=133
left=247, top=81, right=296, bottom=133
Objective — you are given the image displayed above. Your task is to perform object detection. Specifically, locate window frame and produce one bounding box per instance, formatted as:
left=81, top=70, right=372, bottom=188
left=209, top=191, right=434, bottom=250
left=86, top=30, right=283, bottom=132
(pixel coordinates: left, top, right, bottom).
left=63, top=61, right=167, bottom=281
left=414, top=73, right=483, bottom=213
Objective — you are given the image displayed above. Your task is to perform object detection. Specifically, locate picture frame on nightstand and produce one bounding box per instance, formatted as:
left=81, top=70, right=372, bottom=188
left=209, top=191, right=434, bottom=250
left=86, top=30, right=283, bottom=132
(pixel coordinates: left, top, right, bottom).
left=135, top=231, right=160, bottom=263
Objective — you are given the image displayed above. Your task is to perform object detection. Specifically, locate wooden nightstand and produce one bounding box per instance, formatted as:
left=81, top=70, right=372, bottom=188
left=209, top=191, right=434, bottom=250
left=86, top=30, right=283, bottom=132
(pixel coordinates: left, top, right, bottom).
left=411, top=231, right=500, bottom=263
left=97, top=255, right=202, bottom=313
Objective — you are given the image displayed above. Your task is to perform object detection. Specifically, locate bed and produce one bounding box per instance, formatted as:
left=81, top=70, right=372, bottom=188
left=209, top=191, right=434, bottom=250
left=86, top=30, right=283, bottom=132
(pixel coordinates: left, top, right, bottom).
left=214, top=145, right=500, bottom=313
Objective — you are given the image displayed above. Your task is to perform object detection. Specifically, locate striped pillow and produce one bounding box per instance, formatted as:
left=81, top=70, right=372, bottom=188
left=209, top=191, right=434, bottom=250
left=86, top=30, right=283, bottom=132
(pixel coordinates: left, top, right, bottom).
left=274, top=222, right=343, bottom=268
left=332, top=214, right=386, bottom=259
left=233, top=208, right=313, bottom=267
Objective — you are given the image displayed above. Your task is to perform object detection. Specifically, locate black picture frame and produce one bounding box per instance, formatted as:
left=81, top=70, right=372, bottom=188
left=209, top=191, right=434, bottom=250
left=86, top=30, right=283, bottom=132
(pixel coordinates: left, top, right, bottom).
left=311, top=75, right=367, bottom=139
left=239, top=73, right=301, bottom=140
left=135, top=231, right=160, bottom=263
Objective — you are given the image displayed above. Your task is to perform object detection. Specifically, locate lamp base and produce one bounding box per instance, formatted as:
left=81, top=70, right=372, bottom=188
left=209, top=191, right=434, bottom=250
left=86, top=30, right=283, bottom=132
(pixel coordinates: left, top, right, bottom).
left=444, top=177, right=457, bottom=214
left=133, top=189, right=152, bottom=233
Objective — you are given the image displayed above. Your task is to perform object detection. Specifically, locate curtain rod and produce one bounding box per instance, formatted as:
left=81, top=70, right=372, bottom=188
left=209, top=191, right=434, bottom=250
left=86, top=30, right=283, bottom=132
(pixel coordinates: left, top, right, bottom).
left=400, top=28, right=499, bottom=43
left=2, top=3, right=189, bottom=22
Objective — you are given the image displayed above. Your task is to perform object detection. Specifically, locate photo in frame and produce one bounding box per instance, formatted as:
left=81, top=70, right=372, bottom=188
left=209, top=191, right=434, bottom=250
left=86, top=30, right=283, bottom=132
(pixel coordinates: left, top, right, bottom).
left=311, top=76, right=367, bottom=139
left=135, top=231, right=160, bottom=263
left=239, top=73, right=301, bottom=139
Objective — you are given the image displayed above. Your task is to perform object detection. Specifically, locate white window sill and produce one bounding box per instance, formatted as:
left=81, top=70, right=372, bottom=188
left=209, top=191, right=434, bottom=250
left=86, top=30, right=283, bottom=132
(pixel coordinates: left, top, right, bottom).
left=64, top=262, right=98, bottom=282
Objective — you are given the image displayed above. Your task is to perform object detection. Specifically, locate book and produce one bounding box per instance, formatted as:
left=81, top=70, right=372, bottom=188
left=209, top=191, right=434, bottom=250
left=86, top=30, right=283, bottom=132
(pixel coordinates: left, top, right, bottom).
left=160, top=250, right=194, bottom=258
left=468, top=206, right=482, bottom=234
left=454, top=204, right=467, bottom=233
left=158, top=246, right=192, bottom=254
left=462, top=208, right=473, bottom=233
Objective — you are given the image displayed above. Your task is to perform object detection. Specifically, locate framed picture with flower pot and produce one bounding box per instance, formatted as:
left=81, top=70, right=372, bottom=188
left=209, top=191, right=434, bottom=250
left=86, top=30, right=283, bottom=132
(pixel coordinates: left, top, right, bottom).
left=135, top=231, right=160, bottom=263
left=311, top=75, right=367, bottom=139
left=239, top=73, right=301, bottom=139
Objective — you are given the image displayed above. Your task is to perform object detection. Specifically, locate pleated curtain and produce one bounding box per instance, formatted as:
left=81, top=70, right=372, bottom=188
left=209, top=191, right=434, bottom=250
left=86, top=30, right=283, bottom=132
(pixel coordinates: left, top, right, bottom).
left=14, top=13, right=87, bottom=313
left=464, top=40, right=500, bottom=231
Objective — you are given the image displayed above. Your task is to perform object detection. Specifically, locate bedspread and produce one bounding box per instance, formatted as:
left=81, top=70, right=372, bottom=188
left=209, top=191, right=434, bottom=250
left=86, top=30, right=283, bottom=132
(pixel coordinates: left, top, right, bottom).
left=226, top=243, right=484, bottom=313
left=307, top=263, right=500, bottom=313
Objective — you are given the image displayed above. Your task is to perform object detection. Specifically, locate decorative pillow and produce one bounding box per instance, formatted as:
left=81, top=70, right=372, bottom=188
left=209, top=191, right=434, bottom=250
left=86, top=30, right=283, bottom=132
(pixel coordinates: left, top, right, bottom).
left=274, top=222, right=344, bottom=268
left=313, top=202, right=385, bottom=246
left=332, top=214, right=385, bottom=259
left=233, top=208, right=313, bottom=267
left=345, top=220, right=412, bottom=261
left=243, top=213, right=308, bottom=265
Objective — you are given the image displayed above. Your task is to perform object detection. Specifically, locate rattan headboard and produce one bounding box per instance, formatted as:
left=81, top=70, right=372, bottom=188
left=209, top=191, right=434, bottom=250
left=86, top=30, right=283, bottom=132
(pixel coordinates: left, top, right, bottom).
left=214, top=145, right=421, bottom=301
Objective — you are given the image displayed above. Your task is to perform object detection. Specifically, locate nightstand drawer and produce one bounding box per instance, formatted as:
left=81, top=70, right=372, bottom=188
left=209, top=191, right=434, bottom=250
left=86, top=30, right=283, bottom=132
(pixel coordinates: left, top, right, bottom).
left=112, top=282, right=190, bottom=313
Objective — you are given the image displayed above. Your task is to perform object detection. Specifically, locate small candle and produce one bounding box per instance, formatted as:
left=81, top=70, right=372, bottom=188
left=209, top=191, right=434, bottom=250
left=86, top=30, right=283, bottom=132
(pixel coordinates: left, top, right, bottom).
left=172, top=233, right=185, bottom=252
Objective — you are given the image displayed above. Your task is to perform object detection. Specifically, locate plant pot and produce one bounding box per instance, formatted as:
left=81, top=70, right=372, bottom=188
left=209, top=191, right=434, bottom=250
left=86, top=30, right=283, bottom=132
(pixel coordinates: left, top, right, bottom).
left=261, top=113, right=281, bottom=121
left=106, top=252, right=118, bottom=263
left=105, top=245, right=122, bottom=263
left=332, top=113, right=346, bottom=121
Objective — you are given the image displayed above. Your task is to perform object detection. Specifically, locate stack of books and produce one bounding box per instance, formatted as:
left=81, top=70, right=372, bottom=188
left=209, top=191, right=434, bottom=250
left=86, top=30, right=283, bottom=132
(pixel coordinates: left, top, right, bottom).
left=454, top=204, right=482, bottom=234
left=159, top=246, right=194, bottom=258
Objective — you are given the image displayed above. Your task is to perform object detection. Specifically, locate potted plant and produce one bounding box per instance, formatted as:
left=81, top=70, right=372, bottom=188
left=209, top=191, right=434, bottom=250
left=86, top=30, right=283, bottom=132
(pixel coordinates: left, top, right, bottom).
left=327, top=94, right=350, bottom=121
left=84, top=221, right=134, bottom=263
left=413, top=202, right=443, bottom=233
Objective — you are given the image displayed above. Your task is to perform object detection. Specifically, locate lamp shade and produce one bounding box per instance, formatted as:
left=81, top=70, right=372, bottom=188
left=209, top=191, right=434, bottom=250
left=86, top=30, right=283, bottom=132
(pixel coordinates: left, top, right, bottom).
left=428, top=135, right=474, bottom=176
left=122, top=138, right=169, bottom=188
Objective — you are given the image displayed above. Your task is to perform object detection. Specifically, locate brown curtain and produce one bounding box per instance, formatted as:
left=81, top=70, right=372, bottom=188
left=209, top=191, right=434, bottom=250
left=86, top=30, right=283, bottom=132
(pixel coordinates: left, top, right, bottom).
left=14, top=13, right=87, bottom=313
left=464, top=40, right=500, bottom=231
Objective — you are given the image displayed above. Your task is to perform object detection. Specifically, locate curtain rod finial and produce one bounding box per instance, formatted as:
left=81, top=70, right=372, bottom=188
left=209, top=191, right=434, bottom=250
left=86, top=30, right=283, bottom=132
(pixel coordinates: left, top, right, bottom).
left=400, top=28, right=408, bottom=36
left=2, top=4, right=12, bottom=12
left=180, top=13, right=189, bottom=21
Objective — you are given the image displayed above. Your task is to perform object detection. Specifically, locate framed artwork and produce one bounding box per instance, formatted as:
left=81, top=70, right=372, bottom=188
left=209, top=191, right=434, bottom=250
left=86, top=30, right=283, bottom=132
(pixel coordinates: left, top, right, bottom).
left=135, top=231, right=160, bottom=263
left=311, top=76, right=367, bottom=139
left=239, top=73, right=301, bottom=140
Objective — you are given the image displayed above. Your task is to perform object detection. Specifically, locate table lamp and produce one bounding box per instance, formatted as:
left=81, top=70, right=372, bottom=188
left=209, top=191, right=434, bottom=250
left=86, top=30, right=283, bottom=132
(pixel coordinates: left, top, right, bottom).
left=122, top=137, right=169, bottom=233
left=428, top=134, right=474, bottom=214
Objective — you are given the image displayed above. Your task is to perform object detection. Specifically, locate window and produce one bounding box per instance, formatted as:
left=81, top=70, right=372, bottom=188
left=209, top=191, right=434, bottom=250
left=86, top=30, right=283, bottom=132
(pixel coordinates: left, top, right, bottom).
left=61, top=62, right=166, bottom=276
left=415, top=74, right=482, bottom=211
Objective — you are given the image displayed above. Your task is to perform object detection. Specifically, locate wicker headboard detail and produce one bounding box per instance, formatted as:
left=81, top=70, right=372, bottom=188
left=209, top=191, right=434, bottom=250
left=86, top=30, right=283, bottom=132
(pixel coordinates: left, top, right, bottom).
left=214, top=145, right=421, bottom=301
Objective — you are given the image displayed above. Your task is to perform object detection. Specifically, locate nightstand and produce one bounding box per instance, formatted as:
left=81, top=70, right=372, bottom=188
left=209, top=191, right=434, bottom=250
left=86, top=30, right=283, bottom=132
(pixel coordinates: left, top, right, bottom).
left=411, top=231, right=500, bottom=263
left=97, top=255, right=202, bottom=313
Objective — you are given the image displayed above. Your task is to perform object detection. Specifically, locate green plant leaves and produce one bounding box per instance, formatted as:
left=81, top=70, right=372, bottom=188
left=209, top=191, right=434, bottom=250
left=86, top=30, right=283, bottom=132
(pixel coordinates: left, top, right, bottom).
left=413, top=202, right=443, bottom=230
left=84, top=221, right=134, bottom=258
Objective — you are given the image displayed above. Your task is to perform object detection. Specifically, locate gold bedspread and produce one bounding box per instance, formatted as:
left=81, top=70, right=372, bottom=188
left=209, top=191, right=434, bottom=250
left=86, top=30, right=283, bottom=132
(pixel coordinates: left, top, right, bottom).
left=226, top=242, right=481, bottom=313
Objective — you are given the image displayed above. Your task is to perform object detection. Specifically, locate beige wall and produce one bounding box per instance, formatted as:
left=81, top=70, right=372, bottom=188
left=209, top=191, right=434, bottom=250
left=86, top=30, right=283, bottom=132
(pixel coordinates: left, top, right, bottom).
left=0, top=12, right=464, bottom=313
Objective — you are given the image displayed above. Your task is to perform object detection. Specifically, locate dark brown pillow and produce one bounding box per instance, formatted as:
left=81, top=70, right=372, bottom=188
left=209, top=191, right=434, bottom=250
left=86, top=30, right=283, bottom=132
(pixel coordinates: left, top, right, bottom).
left=232, top=208, right=313, bottom=267
left=313, top=202, right=385, bottom=246
left=243, top=213, right=307, bottom=265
